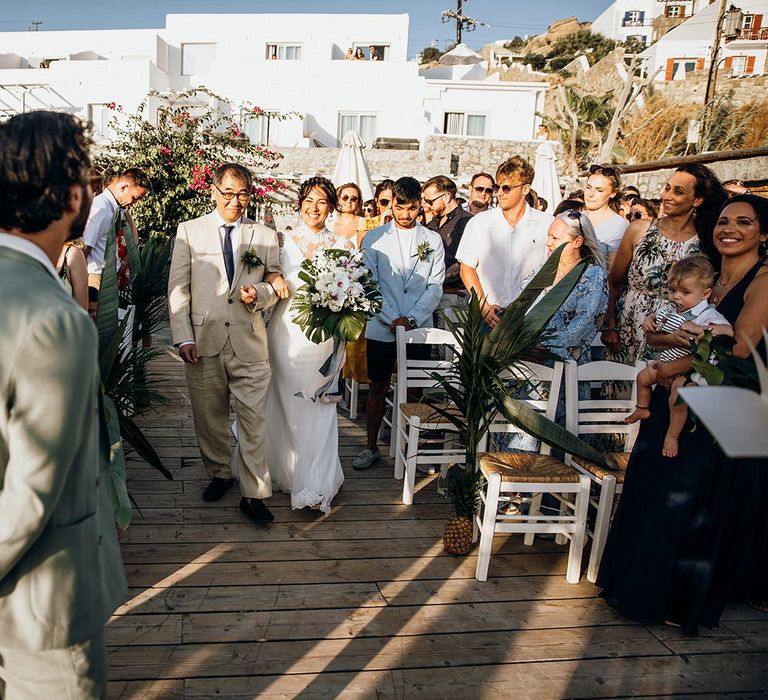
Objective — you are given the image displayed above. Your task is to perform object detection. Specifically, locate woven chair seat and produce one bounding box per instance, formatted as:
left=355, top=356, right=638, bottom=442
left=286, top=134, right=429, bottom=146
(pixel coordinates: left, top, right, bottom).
left=479, top=452, right=581, bottom=483
left=572, top=452, right=630, bottom=482
left=399, top=402, right=460, bottom=423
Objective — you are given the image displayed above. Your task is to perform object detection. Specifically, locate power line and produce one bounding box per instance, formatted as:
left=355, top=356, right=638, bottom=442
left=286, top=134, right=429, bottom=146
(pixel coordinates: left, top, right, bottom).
left=440, top=0, right=488, bottom=46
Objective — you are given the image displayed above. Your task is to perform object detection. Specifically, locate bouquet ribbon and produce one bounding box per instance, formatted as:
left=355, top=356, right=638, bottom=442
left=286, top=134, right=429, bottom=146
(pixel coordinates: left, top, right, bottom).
left=295, top=339, right=348, bottom=403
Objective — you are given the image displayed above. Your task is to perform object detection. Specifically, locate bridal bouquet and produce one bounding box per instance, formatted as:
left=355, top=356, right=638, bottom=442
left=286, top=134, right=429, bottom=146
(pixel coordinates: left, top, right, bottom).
left=291, top=247, right=382, bottom=344
left=291, top=247, right=382, bottom=403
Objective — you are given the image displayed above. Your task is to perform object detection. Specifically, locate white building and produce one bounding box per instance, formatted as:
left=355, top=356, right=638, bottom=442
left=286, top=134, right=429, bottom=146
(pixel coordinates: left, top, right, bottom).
left=591, top=0, right=711, bottom=47
left=0, top=13, right=548, bottom=147
left=640, top=0, right=768, bottom=80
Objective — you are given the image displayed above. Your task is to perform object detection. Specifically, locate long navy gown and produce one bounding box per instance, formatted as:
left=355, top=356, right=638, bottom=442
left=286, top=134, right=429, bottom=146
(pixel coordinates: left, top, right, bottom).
left=597, top=261, right=768, bottom=634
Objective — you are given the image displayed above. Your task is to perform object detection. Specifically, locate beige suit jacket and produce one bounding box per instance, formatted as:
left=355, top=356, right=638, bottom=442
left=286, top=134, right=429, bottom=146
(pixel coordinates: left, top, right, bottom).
left=0, top=247, right=127, bottom=651
left=168, top=213, right=282, bottom=362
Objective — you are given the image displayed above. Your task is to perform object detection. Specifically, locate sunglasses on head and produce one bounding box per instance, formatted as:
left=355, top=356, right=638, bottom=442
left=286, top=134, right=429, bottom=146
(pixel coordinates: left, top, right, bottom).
left=566, top=209, right=585, bottom=237
left=589, top=163, right=618, bottom=178
left=472, top=185, right=496, bottom=195
left=626, top=211, right=644, bottom=221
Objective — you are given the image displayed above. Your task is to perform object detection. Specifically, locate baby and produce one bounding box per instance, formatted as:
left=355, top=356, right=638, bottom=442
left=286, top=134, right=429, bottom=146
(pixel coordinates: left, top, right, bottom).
left=624, top=256, right=733, bottom=458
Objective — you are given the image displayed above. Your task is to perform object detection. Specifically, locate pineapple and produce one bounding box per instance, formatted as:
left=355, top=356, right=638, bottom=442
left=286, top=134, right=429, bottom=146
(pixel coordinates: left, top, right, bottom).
left=443, top=466, right=481, bottom=555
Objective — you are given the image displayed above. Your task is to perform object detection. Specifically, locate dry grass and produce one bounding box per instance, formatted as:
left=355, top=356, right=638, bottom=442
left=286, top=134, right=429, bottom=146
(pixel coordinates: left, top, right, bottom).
left=621, top=95, right=768, bottom=162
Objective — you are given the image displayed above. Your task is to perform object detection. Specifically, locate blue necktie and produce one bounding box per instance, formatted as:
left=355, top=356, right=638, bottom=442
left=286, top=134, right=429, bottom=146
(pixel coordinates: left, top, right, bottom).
left=222, top=224, right=235, bottom=286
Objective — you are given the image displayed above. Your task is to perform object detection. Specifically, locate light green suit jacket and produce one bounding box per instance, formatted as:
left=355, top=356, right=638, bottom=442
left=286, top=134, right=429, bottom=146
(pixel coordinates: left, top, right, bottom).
left=0, top=246, right=127, bottom=651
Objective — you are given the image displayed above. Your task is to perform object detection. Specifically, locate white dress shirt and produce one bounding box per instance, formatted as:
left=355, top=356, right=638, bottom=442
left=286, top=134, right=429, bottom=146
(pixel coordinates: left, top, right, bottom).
left=83, top=187, right=120, bottom=274
left=455, top=204, right=553, bottom=308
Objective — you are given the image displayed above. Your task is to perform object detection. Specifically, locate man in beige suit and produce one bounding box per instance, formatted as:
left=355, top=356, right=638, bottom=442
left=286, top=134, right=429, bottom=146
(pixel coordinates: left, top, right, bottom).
left=168, top=163, right=288, bottom=524
left=0, top=112, right=127, bottom=698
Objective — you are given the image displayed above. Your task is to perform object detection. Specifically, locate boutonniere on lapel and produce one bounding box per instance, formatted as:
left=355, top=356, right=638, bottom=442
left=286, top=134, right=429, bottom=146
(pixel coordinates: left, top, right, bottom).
left=240, top=248, right=263, bottom=273
left=413, top=241, right=434, bottom=263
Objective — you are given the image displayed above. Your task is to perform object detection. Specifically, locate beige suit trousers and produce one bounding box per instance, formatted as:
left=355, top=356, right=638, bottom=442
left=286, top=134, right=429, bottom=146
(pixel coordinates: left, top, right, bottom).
left=185, top=338, right=272, bottom=499
left=0, top=630, right=106, bottom=700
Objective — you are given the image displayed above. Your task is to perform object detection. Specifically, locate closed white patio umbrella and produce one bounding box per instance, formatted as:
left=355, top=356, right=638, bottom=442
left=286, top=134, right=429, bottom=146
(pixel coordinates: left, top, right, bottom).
left=332, top=131, right=374, bottom=201
left=532, top=139, right=562, bottom=211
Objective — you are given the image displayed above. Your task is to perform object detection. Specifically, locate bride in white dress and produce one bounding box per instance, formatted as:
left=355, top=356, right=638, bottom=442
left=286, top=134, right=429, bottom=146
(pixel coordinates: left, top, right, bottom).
left=266, top=177, right=347, bottom=514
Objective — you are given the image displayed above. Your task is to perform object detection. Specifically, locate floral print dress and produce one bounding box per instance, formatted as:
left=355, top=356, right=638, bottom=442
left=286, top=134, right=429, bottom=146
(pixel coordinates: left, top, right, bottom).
left=610, top=222, right=700, bottom=364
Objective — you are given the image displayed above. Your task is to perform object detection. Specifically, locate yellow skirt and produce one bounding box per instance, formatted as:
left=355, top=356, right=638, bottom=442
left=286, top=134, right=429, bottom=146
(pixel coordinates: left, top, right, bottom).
left=343, top=334, right=369, bottom=383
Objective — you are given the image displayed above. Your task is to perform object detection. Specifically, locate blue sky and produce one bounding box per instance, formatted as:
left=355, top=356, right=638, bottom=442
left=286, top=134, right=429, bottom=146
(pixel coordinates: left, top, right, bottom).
left=0, top=1, right=611, bottom=56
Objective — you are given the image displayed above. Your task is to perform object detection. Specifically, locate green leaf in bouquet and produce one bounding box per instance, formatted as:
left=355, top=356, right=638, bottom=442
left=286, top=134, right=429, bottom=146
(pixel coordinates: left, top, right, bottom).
left=104, top=394, right=132, bottom=531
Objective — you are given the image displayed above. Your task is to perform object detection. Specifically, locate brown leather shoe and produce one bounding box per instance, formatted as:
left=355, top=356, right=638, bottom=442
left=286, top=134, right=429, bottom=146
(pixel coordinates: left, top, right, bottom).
left=240, top=497, right=275, bottom=524
left=202, top=477, right=234, bottom=502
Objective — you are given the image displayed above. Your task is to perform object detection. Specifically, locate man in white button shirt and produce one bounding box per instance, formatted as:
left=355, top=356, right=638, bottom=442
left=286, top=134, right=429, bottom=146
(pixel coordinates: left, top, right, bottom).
left=82, top=167, right=150, bottom=289
left=456, top=156, right=553, bottom=327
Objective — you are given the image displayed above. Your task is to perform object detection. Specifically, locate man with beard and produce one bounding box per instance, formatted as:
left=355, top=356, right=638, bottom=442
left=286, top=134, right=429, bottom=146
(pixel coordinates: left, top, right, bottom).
left=0, top=112, right=126, bottom=699
left=83, top=167, right=150, bottom=289
left=464, top=172, right=496, bottom=215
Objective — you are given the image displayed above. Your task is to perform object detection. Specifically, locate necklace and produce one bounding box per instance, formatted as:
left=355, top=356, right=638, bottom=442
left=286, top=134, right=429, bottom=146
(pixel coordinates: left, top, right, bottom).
left=711, top=267, right=750, bottom=305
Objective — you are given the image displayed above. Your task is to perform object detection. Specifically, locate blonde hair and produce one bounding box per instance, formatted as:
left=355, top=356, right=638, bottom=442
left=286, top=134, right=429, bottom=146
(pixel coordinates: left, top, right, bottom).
left=668, top=255, right=715, bottom=287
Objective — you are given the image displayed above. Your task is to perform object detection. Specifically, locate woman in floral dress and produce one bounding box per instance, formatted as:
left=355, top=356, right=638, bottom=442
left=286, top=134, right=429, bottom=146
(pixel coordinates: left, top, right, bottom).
left=602, top=165, right=726, bottom=364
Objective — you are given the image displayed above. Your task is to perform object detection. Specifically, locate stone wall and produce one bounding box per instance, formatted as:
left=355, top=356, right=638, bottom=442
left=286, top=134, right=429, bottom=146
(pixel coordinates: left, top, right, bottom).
left=654, top=74, right=768, bottom=107
left=259, top=135, right=566, bottom=185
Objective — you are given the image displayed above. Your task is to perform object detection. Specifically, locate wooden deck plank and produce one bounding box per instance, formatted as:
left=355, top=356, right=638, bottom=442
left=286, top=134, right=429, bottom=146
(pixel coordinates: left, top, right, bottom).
left=107, top=625, right=671, bottom=680
left=181, top=653, right=768, bottom=700
left=111, top=343, right=762, bottom=698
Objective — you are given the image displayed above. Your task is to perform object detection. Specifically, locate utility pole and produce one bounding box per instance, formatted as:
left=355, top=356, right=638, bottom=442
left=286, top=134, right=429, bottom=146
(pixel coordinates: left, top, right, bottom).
left=702, top=0, right=729, bottom=137
left=441, top=0, right=485, bottom=46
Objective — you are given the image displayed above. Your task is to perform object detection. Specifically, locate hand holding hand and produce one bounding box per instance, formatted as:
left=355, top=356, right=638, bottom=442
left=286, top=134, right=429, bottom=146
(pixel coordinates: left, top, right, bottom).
left=601, top=328, right=620, bottom=353
left=641, top=315, right=658, bottom=334
left=680, top=321, right=706, bottom=341
left=265, top=273, right=290, bottom=299
left=482, top=303, right=503, bottom=329
left=179, top=343, right=198, bottom=365
left=239, top=284, right=258, bottom=305
left=389, top=316, right=412, bottom=333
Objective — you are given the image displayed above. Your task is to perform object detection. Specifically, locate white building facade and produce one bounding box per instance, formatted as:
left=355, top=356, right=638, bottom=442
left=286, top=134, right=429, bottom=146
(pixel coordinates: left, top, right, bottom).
left=639, top=0, right=768, bottom=81
left=0, top=13, right=547, bottom=147
left=591, top=0, right=711, bottom=47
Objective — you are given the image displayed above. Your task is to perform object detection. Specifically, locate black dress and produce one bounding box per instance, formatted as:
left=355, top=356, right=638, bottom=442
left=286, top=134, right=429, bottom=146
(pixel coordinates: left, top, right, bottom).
left=597, top=261, right=768, bottom=634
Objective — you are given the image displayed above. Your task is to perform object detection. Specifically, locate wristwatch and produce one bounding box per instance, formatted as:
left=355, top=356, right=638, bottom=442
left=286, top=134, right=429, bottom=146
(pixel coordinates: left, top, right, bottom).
left=406, top=316, right=417, bottom=329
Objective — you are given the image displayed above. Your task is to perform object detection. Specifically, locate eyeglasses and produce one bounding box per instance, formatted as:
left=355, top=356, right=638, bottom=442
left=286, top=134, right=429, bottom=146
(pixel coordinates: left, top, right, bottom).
left=497, top=182, right=525, bottom=195
left=214, top=184, right=250, bottom=202
left=422, top=192, right=449, bottom=206
left=626, top=211, right=644, bottom=221
left=340, top=194, right=359, bottom=202
left=471, top=185, right=496, bottom=195
left=589, top=163, right=618, bottom=178
left=377, top=197, right=390, bottom=207
left=566, top=209, right=585, bottom=238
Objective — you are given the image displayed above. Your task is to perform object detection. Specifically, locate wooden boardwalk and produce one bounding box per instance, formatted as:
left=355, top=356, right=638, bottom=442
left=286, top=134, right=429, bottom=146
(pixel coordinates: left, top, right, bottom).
left=108, top=347, right=768, bottom=699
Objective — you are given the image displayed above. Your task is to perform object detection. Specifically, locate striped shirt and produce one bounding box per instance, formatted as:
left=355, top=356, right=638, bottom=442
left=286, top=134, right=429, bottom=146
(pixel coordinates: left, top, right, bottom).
left=656, top=299, right=731, bottom=362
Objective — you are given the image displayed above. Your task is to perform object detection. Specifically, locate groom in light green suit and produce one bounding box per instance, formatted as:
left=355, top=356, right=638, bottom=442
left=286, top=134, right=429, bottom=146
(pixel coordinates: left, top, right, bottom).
left=0, top=112, right=126, bottom=699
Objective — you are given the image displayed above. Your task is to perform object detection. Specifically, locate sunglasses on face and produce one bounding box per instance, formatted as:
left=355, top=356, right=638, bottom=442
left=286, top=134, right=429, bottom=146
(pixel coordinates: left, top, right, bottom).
left=377, top=198, right=390, bottom=207
left=589, top=163, right=618, bottom=178
left=422, top=192, right=448, bottom=206
left=626, top=211, right=644, bottom=221
left=363, top=205, right=374, bottom=213
left=472, top=185, right=496, bottom=195
left=340, top=194, right=359, bottom=202
left=497, top=182, right=525, bottom=195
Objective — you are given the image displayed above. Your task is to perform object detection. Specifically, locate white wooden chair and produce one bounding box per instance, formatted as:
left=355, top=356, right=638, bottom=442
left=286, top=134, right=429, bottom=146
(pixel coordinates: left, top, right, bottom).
left=394, top=326, right=462, bottom=505
left=564, top=359, right=644, bottom=583
left=474, top=361, right=591, bottom=584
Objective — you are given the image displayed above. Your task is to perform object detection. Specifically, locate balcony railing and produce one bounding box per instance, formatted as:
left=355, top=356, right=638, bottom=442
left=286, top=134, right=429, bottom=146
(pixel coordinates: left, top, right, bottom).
left=622, top=19, right=646, bottom=27
left=725, top=28, right=768, bottom=42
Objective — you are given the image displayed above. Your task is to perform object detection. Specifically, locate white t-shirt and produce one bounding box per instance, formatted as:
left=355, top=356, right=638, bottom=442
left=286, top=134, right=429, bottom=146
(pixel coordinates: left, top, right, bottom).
left=83, top=188, right=120, bottom=274
left=455, top=204, right=552, bottom=307
left=592, top=213, right=629, bottom=259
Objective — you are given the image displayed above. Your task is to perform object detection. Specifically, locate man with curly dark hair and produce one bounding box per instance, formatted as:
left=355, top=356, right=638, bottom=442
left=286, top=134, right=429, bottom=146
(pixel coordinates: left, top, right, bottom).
left=0, top=111, right=127, bottom=699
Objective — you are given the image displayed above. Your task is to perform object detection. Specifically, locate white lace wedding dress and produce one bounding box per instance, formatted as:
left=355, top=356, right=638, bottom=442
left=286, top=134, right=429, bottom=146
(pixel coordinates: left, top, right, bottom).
left=265, top=227, right=345, bottom=515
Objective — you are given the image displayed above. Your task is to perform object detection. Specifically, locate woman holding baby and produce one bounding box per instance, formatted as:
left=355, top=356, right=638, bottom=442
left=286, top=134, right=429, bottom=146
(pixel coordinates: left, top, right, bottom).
left=598, top=191, right=768, bottom=633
